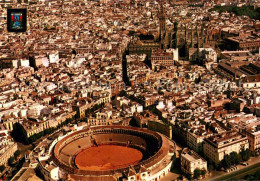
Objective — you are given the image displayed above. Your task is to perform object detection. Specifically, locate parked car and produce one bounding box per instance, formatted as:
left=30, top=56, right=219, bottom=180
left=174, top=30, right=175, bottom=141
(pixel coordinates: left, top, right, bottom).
left=230, top=166, right=237, bottom=171
left=225, top=169, right=230, bottom=173
left=241, top=162, right=248, bottom=166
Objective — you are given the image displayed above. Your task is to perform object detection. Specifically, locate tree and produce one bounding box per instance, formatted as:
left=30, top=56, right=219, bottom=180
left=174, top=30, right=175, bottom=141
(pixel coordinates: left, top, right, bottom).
left=44, top=128, right=54, bottom=135
left=241, top=149, right=251, bottom=161
left=14, top=150, right=20, bottom=160
left=201, top=169, right=206, bottom=176
left=0, top=165, right=5, bottom=172
left=8, top=156, right=15, bottom=166
left=208, top=161, right=214, bottom=171
left=28, top=135, right=37, bottom=143
left=66, top=118, right=73, bottom=124
left=230, top=151, right=241, bottom=165
left=237, top=153, right=242, bottom=164
left=186, top=174, right=192, bottom=180
left=193, top=168, right=201, bottom=179
left=221, top=155, right=231, bottom=169
left=11, top=123, right=29, bottom=145
left=40, top=131, right=44, bottom=137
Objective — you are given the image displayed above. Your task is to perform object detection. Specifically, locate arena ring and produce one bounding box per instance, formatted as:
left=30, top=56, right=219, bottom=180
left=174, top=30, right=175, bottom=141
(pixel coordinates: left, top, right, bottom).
left=41, top=126, right=176, bottom=181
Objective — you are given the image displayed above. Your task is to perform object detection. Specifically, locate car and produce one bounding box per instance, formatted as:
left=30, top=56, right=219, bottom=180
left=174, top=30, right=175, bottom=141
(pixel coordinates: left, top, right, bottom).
left=230, top=166, right=237, bottom=171
left=225, top=169, right=230, bottom=173
left=241, top=162, right=248, bottom=166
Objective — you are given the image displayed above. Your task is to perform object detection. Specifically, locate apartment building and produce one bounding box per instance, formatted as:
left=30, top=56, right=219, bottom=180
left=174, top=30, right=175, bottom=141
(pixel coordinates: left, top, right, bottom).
left=181, top=148, right=207, bottom=176
left=203, top=131, right=249, bottom=163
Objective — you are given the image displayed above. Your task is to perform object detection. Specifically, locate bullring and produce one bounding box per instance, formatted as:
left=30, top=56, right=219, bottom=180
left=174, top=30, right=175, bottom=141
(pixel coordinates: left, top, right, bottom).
left=38, top=126, right=176, bottom=181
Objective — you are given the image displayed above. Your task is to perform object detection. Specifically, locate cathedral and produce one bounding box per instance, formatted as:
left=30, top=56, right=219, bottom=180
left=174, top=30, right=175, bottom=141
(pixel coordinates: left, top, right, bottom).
left=130, top=0, right=221, bottom=60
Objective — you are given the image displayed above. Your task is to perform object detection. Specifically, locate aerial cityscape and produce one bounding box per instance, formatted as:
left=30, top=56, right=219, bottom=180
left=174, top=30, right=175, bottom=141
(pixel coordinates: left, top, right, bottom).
left=0, top=0, right=260, bottom=180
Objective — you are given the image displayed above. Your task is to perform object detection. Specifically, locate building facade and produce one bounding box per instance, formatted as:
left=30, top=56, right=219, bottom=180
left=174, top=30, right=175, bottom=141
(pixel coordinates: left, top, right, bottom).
left=243, top=124, right=260, bottom=152
left=0, top=143, right=18, bottom=166
left=203, top=131, right=249, bottom=163
left=151, top=49, right=174, bottom=68
left=181, top=148, right=207, bottom=176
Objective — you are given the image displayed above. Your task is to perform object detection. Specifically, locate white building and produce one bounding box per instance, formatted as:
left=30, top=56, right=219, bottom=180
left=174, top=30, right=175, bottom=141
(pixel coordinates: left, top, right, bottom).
left=12, top=60, right=19, bottom=68
left=181, top=148, right=207, bottom=176
left=166, top=48, right=179, bottom=61
left=20, top=59, right=30, bottom=67
left=203, top=131, right=249, bottom=163
left=49, top=52, right=59, bottom=63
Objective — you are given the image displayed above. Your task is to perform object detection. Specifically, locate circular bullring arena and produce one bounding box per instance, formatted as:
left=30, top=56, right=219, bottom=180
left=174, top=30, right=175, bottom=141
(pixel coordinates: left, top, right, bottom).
left=75, top=145, right=143, bottom=171
left=48, top=126, right=175, bottom=180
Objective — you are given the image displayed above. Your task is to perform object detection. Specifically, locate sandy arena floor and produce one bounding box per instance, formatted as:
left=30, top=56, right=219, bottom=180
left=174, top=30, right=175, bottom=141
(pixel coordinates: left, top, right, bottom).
left=75, top=145, right=143, bottom=170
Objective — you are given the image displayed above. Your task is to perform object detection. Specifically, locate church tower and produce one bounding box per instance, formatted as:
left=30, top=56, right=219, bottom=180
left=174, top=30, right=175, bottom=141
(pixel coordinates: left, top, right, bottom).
left=158, top=0, right=166, bottom=49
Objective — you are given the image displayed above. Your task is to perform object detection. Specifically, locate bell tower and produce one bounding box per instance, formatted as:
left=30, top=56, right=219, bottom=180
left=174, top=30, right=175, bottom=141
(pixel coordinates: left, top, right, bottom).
left=158, top=0, right=166, bottom=48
